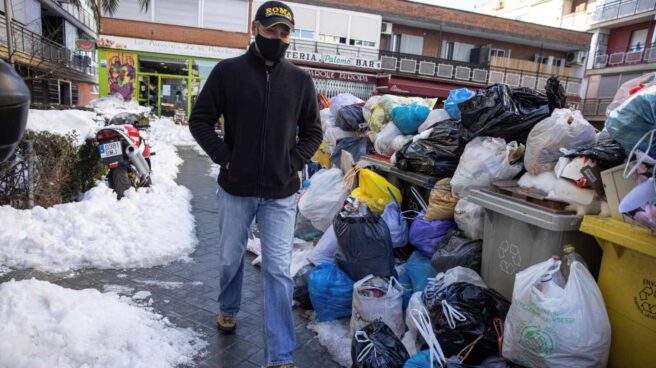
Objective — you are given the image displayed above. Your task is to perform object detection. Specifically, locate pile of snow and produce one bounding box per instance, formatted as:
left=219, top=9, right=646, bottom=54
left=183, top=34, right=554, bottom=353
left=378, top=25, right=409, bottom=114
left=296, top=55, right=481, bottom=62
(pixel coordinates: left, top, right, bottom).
left=209, top=164, right=220, bottom=178
left=27, top=109, right=99, bottom=146
left=0, top=279, right=206, bottom=367
left=88, top=95, right=151, bottom=120
left=308, top=318, right=351, bottom=367
left=134, top=279, right=203, bottom=289
left=147, top=118, right=198, bottom=147
left=0, top=142, right=196, bottom=273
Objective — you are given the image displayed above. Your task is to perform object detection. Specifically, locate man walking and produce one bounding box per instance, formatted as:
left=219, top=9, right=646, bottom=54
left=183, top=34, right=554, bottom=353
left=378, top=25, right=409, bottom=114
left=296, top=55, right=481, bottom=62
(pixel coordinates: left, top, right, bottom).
left=189, top=2, right=322, bottom=367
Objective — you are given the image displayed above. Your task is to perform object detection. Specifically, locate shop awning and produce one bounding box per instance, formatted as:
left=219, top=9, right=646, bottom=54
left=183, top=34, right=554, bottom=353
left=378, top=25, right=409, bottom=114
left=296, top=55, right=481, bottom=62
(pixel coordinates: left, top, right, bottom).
left=375, top=76, right=483, bottom=99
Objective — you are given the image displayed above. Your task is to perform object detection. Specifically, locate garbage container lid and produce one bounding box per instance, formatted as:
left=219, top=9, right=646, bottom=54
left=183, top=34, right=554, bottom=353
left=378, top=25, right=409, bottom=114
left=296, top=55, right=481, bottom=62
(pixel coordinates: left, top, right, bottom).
left=0, top=60, right=30, bottom=107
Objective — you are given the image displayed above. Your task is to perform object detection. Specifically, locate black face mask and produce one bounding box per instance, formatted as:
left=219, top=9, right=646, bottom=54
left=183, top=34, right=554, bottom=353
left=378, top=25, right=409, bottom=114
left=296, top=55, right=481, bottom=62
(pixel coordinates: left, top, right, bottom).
left=255, top=34, right=289, bottom=63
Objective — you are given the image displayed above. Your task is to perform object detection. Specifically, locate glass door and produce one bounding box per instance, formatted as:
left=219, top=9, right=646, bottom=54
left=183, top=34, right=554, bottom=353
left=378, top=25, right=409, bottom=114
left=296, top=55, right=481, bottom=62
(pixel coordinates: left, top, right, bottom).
left=160, top=77, right=188, bottom=123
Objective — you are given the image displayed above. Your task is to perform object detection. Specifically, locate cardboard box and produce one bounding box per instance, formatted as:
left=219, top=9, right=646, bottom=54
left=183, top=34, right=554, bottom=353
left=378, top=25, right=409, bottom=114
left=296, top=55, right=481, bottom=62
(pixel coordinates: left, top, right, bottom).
left=601, top=163, right=638, bottom=224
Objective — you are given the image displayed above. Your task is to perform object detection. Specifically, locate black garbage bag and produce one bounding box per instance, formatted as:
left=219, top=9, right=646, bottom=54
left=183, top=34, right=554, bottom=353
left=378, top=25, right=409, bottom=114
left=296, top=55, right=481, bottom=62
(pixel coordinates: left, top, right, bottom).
left=545, top=76, right=567, bottom=112
left=333, top=209, right=395, bottom=281
left=394, top=120, right=465, bottom=177
left=330, top=137, right=372, bottom=167
left=336, top=104, right=365, bottom=131
left=459, top=84, right=550, bottom=144
left=426, top=282, right=510, bottom=365
left=351, top=321, right=410, bottom=368
left=431, top=229, right=483, bottom=273
left=565, top=133, right=627, bottom=169
left=293, top=264, right=314, bottom=309
left=444, top=356, right=517, bottom=368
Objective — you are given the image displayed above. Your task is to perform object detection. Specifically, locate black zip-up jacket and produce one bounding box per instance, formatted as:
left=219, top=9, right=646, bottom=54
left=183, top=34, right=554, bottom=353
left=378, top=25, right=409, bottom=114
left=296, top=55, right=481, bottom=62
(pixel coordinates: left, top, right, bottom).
left=189, top=44, right=322, bottom=199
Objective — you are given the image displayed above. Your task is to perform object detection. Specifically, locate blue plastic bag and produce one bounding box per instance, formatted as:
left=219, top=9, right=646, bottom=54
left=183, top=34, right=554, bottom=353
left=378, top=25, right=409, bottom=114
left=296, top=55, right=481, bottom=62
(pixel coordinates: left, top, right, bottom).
left=403, top=350, right=436, bottom=368
left=392, top=103, right=431, bottom=135
left=409, top=212, right=456, bottom=258
left=606, top=85, right=656, bottom=156
left=444, top=88, right=475, bottom=121
left=381, top=202, right=409, bottom=248
left=406, top=251, right=436, bottom=293
left=309, top=263, right=354, bottom=321
left=397, top=265, right=413, bottom=309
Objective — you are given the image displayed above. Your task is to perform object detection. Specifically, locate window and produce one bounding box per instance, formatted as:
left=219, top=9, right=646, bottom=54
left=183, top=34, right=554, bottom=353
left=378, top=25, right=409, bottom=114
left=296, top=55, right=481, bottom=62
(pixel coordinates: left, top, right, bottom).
left=536, top=56, right=550, bottom=64
left=441, top=41, right=454, bottom=60
left=349, top=39, right=375, bottom=48
left=155, top=0, right=198, bottom=27
left=490, top=48, right=507, bottom=58
left=598, top=75, right=620, bottom=97
left=319, top=34, right=346, bottom=44
left=571, top=0, right=587, bottom=13
left=103, top=0, right=151, bottom=22
left=399, top=34, right=424, bottom=55
left=204, top=0, right=248, bottom=33
left=630, top=29, right=649, bottom=51
left=292, top=29, right=315, bottom=40
left=553, top=59, right=563, bottom=67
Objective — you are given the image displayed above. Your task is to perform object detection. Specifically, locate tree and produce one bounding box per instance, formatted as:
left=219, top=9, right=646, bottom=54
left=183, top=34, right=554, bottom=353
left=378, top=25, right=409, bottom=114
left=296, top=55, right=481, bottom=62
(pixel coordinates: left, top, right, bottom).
left=68, top=0, right=150, bottom=30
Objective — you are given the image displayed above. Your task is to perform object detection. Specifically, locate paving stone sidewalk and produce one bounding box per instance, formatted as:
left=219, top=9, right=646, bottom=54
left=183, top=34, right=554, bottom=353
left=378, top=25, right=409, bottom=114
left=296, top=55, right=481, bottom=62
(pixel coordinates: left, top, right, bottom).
left=0, top=147, right=340, bottom=368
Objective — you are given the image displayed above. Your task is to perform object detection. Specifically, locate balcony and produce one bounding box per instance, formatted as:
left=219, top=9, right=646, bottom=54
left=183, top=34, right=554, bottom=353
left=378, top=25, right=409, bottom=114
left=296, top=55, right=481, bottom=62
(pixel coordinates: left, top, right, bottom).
left=0, top=15, right=97, bottom=82
left=378, top=51, right=583, bottom=96
left=581, top=98, right=613, bottom=121
left=288, top=38, right=379, bottom=60
left=593, top=43, right=656, bottom=68
left=559, top=11, right=592, bottom=31
left=42, top=0, right=97, bottom=36
left=380, top=50, right=490, bottom=84
left=590, top=0, right=656, bottom=24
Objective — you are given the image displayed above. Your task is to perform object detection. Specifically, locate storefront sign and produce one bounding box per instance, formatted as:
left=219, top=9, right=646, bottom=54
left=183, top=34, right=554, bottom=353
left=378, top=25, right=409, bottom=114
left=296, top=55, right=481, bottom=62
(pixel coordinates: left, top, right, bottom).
left=97, top=35, right=245, bottom=60
left=76, top=38, right=96, bottom=52
left=304, top=68, right=376, bottom=83
left=286, top=50, right=381, bottom=70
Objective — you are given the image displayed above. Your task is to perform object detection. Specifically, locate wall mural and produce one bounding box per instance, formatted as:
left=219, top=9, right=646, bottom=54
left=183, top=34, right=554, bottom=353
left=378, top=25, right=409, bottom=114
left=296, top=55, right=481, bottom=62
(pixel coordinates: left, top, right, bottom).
left=107, top=52, right=137, bottom=101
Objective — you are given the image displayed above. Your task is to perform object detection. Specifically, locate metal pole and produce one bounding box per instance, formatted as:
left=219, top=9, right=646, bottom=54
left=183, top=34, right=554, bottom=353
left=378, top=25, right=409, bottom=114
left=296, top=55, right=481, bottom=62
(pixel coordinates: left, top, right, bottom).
left=26, top=140, right=34, bottom=209
left=4, top=0, right=15, bottom=66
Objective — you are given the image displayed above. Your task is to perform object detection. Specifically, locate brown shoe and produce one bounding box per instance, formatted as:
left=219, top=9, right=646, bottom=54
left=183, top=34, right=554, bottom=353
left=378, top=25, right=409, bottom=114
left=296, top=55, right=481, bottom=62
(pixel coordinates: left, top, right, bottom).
left=215, top=313, right=237, bottom=334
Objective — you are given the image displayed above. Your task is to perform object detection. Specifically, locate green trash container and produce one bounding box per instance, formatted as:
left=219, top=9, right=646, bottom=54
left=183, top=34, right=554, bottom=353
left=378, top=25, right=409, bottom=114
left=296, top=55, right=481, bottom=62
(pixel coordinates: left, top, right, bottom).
left=468, top=189, right=602, bottom=299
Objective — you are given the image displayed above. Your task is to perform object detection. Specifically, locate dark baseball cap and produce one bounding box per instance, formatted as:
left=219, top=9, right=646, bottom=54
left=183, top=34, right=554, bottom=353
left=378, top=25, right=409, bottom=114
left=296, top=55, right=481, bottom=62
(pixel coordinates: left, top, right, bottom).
left=255, top=1, right=295, bottom=30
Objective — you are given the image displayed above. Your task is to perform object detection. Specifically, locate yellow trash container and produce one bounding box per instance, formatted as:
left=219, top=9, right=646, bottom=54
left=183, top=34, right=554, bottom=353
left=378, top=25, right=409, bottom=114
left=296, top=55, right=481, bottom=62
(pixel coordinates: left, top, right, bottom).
left=579, top=216, right=656, bottom=368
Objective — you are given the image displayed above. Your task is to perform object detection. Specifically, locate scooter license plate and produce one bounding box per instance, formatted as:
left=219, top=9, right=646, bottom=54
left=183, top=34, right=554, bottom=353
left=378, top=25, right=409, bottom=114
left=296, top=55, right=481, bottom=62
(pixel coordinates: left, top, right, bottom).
left=99, top=141, right=122, bottom=159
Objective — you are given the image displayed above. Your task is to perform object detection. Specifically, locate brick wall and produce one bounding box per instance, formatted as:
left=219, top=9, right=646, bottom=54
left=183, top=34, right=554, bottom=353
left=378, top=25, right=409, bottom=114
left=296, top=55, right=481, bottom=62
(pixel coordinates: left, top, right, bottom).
left=99, top=18, right=251, bottom=49
left=389, top=24, right=568, bottom=60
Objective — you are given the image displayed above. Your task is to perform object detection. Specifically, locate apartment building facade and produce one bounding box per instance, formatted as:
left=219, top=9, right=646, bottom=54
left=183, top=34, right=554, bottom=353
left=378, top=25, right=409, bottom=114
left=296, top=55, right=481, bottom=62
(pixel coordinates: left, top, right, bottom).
left=1, top=0, right=98, bottom=105
left=98, top=0, right=592, bottom=118
left=481, top=0, right=598, bottom=31
left=581, top=0, right=656, bottom=123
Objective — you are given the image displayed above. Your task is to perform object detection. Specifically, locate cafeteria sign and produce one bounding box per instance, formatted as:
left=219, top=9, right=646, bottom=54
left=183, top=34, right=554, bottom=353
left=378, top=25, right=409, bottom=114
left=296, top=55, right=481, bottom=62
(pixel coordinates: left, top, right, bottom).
left=286, top=50, right=381, bottom=70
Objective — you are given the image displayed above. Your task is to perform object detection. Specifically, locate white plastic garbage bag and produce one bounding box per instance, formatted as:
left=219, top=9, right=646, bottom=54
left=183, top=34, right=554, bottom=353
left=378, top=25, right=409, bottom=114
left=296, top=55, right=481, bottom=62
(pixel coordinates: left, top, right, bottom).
left=298, top=169, right=349, bottom=231
left=503, top=257, right=611, bottom=368
left=418, top=109, right=450, bottom=133
left=374, top=122, right=403, bottom=156
left=454, top=199, right=485, bottom=240
left=401, top=291, right=424, bottom=356
left=391, top=135, right=413, bottom=153
left=451, top=137, right=524, bottom=197
left=323, top=126, right=356, bottom=147
left=524, top=109, right=596, bottom=175
left=320, top=108, right=337, bottom=133
left=350, top=275, right=405, bottom=338
left=308, top=225, right=338, bottom=265
left=363, top=95, right=381, bottom=123
left=329, top=93, right=363, bottom=115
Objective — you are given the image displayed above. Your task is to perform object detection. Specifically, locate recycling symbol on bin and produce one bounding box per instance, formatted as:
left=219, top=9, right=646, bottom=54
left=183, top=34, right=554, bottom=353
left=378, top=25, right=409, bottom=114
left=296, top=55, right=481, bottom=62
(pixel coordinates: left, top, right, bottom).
left=498, top=240, right=522, bottom=276
left=635, top=284, right=656, bottom=318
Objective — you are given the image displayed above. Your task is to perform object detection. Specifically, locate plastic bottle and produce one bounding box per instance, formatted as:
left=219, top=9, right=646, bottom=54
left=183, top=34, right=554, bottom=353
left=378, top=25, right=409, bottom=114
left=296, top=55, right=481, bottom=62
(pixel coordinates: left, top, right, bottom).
left=539, top=273, right=565, bottom=298
left=561, top=245, right=588, bottom=281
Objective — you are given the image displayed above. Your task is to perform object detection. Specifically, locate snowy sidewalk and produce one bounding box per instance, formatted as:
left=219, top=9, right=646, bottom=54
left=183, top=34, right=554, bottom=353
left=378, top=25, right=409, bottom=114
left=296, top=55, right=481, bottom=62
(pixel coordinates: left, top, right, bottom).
left=0, top=147, right=340, bottom=368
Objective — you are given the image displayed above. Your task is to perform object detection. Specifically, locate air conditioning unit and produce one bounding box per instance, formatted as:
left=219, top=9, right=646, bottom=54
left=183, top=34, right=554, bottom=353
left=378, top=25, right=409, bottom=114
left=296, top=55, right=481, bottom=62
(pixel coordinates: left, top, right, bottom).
left=566, top=51, right=586, bottom=65
left=381, top=22, right=393, bottom=35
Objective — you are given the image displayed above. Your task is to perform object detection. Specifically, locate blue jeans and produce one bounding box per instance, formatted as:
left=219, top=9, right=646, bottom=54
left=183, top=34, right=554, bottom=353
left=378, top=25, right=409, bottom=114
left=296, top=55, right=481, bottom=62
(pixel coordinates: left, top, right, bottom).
left=215, top=185, right=297, bottom=367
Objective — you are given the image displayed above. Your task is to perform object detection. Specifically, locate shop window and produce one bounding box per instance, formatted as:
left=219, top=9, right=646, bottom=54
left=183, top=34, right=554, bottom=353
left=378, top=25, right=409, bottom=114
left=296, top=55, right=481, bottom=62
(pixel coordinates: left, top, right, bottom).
left=292, top=29, right=315, bottom=40
left=139, top=56, right=188, bottom=76
left=192, top=60, right=218, bottom=79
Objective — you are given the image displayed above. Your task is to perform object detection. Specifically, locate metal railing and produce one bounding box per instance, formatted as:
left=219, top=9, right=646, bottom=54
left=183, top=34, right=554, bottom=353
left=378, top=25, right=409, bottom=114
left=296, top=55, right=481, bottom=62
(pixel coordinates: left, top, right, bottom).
left=590, top=0, right=656, bottom=24
left=58, top=3, right=97, bottom=33
left=287, top=38, right=379, bottom=59
left=379, top=50, right=583, bottom=96
left=593, top=42, right=656, bottom=68
left=581, top=98, right=613, bottom=116
left=0, top=15, right=97, bottom=77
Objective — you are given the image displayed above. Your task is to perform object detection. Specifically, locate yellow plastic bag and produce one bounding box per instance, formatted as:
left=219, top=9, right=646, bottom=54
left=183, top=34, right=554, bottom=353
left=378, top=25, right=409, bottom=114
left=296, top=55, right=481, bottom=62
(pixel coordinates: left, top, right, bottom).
left=311, top=143, right=332, bottom=168
left=350, top=169, right=402, bottom=214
